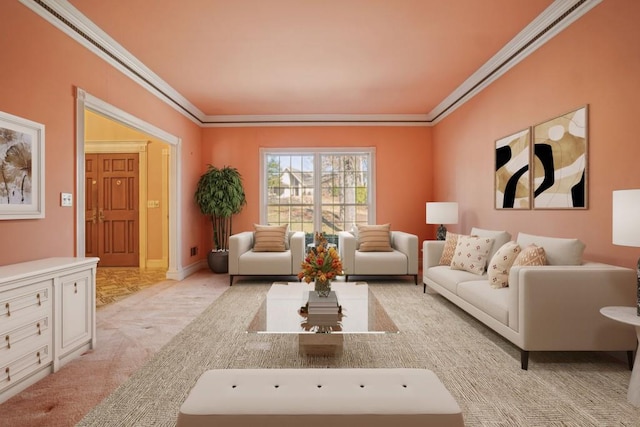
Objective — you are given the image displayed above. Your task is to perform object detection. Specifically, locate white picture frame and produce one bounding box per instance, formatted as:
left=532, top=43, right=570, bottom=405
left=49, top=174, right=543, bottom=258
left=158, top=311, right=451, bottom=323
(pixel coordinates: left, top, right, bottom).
left=0, top=110, right=45, bottom=219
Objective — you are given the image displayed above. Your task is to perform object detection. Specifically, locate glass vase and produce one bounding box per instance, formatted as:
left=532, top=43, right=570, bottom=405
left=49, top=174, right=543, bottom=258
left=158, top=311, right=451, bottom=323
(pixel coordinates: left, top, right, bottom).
left=314, top=278, right=331, bottom=297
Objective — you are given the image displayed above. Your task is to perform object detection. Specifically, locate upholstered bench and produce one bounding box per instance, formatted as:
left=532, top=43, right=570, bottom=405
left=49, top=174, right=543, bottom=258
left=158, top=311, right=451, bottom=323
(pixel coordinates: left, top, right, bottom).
left=176, top=368, right=464, bottom=427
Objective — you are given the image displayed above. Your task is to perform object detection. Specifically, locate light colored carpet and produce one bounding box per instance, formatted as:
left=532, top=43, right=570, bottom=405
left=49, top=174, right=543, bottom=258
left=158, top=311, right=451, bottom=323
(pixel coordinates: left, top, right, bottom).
left=76, top=281, right=640, bottom=426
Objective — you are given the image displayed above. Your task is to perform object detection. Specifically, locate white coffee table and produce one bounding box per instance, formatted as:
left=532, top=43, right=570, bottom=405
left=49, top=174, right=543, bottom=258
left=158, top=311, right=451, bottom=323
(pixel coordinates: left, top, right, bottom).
left=600, top=306, right=640, bottom=406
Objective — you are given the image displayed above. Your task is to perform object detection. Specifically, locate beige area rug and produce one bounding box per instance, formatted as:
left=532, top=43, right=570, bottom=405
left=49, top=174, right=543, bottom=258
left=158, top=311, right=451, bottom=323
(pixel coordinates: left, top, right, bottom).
left=96, top=267, right=168, bottom=307
left=77, top=281, right=640, bottom=426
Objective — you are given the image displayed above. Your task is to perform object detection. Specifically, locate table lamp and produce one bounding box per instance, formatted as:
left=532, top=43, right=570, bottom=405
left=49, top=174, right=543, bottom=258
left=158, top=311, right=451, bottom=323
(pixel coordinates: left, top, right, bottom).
left=426, top=202, right=458, bottom=241
left=612, top=189, right=640, bottom=316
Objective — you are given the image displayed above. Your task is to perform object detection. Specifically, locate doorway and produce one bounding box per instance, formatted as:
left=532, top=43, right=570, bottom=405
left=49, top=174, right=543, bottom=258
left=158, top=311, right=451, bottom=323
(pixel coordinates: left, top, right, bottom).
left=75, top=88, right=183, bottom=279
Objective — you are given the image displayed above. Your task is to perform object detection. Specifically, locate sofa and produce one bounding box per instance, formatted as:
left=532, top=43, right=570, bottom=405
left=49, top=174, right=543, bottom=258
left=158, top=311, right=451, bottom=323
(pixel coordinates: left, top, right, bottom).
left=422, top=227, right=637, bottom=369
left=337, top=227, right=419, bottom=284
left=228, top=228, right=306, bottom=286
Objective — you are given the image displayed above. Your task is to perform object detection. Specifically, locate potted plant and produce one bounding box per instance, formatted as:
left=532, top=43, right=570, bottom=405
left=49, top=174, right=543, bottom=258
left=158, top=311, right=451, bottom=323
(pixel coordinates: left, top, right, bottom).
left=194, top=165, right=246, bottom=273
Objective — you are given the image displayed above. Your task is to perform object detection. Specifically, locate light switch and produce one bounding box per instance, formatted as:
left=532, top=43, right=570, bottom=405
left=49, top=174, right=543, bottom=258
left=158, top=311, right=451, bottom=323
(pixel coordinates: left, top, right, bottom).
left=61, top=193, right=73, bottom=207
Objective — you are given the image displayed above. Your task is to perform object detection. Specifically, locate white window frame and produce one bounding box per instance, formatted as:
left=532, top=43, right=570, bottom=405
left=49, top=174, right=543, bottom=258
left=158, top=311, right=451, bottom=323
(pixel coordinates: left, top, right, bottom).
left=259, top=147, right=376, bottom=233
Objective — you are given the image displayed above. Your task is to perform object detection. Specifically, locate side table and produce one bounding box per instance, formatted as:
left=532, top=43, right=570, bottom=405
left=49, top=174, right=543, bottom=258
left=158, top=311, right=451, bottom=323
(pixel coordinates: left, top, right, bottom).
left=600, top=306, right=640, bottom=406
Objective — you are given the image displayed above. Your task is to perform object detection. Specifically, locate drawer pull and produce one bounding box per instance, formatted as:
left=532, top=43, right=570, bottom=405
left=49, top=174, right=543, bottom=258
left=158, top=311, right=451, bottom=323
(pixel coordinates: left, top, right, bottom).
left=5, top=302, right=9, bottom=317
left=5, top=335, right=9, bottom=349
left=74, top=283, right=78, bottom=294
left=37, top=322, right=41, bottom=335
left=37, top=293, right=41, bottom=306
left=5, top=367, right=10, bottom=382
left=37, top=351, right=41, bottom=365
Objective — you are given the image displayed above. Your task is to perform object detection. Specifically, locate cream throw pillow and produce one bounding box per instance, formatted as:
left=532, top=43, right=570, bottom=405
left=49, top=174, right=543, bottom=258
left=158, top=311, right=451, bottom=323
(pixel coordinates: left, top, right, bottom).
left=439, top=232, right=460, bottom=265
left=357, top=224, right=393, bottom=252
left=488, top=241, right=521, bottom=288
left=450, top=235, right=495, bottom=275
left=512, top=244, right=546, bottom=266
left=253, top=224, right=288, bottom=252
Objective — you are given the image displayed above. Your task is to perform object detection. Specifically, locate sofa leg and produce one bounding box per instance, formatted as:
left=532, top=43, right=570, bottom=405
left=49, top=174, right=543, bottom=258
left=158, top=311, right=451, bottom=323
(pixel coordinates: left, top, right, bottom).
left=628, top=350, right=635, bottom=370
left=521, top=350, right=529, bottom=370
left=229, top=276, right=234, bottom=286
left=423, top=283, right=426, bottom=293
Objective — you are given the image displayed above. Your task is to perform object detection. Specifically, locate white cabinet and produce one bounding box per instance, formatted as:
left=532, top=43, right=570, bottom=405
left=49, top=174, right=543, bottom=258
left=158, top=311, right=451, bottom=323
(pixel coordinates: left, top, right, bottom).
left=0, top=257, right=99, bottom=403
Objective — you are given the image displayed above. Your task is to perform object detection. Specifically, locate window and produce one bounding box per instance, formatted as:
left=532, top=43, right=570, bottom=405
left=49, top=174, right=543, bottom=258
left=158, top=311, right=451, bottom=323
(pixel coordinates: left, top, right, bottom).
left=261, top=148, right=375, bottom=245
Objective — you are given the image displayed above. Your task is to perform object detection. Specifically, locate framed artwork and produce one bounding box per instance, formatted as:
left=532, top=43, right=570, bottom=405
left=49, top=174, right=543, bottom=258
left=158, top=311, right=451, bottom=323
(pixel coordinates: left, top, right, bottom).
left=532, top=105, right=588, bottom=209
left=0, top=111, right=45, bottom=219
left=495, top=128, right=531, bottom=209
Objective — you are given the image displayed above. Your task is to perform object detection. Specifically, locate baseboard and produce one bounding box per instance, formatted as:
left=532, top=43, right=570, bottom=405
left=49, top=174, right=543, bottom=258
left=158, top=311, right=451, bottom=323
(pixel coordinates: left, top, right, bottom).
left=167, top=260, right=207, bottom=281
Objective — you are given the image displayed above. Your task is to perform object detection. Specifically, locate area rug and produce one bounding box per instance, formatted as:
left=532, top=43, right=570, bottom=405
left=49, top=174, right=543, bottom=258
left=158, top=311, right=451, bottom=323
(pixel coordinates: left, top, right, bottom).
left=77, top=281, right=640, bottom=426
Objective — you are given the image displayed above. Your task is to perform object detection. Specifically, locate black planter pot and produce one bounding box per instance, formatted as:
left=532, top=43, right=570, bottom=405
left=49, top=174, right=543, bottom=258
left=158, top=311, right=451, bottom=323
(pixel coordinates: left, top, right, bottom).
left=207, top=251, right=229, bottom=273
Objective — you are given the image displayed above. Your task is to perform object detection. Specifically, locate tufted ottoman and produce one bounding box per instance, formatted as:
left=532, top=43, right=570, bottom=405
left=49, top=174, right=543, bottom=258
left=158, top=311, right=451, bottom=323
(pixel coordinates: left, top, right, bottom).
left=176, top=368, right=464, bottom=427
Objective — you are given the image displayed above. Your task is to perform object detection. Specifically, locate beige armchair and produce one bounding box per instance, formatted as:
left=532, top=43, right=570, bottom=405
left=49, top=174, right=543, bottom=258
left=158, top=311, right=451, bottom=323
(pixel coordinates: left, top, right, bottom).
left=228, top=230, right=306, bottom=285
left=337, top=229, right=419, bottom=284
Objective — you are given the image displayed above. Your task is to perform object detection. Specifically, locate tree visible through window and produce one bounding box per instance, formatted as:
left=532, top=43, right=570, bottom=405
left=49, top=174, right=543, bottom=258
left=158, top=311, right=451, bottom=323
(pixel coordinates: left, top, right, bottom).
left=262, top=149, right=375, bottom=246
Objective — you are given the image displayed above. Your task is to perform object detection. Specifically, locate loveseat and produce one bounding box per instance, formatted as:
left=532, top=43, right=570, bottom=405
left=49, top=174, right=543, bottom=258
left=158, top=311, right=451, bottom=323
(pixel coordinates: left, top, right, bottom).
left=228, top=228, right=305, bottom=286
left=422, top=227, right=637, bottom=369
left=337, top=226, right=419, bottom=284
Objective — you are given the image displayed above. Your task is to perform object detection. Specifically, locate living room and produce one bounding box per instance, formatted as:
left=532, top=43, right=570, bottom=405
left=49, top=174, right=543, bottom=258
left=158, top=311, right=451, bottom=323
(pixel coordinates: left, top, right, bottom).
left=1, top=0, right=639, bottom=425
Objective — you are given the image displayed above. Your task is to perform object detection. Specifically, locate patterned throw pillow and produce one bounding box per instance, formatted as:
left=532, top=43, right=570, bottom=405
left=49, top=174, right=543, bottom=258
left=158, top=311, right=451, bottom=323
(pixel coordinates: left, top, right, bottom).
left=357, top=224, right=393, bottom=252
left=488, top=241, right=521, bottom=288
left=450, top=235, right=495, bottom=275
left=253, top=224, right=288, bottom=252
left=439, top=232, right=460, bottom=265
left=512, top=244, right=546, bottom=266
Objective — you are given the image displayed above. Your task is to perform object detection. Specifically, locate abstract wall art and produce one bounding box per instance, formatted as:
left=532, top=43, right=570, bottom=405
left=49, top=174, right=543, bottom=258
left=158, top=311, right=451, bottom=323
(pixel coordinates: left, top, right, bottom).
left=532, top=105, right=588, bottom=209
left=0, top=110, right=45, bottom=219
left=495, top=128, right=531, bottom=209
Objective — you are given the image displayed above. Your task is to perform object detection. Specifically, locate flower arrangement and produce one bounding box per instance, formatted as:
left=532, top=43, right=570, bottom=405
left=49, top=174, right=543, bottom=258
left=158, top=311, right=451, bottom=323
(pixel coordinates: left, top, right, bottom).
left=298, top=232, right=344, bottom=284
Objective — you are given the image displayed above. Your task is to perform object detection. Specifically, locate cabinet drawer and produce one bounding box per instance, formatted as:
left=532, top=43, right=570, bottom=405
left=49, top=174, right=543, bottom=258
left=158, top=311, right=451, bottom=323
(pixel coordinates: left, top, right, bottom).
left=0, top=281, right=52, bottom=321
left=0, top=316, right=50, bottom=362
left=0, top=344, right=51, bottom=392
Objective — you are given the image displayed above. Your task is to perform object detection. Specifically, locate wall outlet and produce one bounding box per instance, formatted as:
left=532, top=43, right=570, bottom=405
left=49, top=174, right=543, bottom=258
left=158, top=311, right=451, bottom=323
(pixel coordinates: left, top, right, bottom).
left=60, top=192, right=73, bottom=207
left=190, top=246, right=198, bottom=256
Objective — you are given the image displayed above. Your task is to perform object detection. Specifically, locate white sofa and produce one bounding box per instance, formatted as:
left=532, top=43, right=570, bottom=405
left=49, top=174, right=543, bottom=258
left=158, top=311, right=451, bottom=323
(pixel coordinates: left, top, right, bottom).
left=338, top=230, right=419, bottom=284
left=422, top=228, right=637, bottom=369
left=229, top=231, right=305, bottom=286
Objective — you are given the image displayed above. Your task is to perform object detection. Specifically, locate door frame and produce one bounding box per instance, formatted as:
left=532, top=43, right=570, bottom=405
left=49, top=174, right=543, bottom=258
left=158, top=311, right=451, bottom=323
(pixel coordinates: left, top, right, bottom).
left=85, top=142, right=150, bottom=268
left=75, top=88, right=183, bottom=279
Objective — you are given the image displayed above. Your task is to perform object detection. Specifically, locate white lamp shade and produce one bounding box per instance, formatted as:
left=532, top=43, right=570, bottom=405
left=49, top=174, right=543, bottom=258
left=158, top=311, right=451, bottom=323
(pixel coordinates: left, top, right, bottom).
left=612, top=189, right=640, bottom=248
left=426, top=202, right=458, bottom=225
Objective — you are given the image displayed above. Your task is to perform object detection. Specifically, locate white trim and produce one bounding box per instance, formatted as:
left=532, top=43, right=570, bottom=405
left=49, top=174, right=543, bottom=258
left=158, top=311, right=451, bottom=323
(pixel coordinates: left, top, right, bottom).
left=20, top=0, right=602, bottom=127
left=75, top=88, right=183, bottom=279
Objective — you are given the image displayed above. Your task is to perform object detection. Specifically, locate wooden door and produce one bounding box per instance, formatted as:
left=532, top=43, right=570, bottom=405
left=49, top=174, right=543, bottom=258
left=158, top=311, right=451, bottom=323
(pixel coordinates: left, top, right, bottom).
left=85, top=153, right=139, bottom=266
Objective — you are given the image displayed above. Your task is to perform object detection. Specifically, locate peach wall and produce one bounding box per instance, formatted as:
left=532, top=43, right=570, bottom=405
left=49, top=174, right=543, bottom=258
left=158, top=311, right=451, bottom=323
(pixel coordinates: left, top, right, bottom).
left=0, top=1, right=202, bottom=267
left=200, top=126, right=433, bottom=251
left=432, top=0, right=640, bottom=268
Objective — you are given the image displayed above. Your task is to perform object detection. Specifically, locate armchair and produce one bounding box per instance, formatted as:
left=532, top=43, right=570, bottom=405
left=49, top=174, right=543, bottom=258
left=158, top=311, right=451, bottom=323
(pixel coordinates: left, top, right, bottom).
left=337, top=230, right=419, bottom=284
left=228, top=230, right=306, bottom=285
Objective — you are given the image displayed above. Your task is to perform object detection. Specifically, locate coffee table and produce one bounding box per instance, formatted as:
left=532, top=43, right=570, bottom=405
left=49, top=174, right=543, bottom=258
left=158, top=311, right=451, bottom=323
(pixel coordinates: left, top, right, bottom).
left=247, top=281, right=398, bottom=355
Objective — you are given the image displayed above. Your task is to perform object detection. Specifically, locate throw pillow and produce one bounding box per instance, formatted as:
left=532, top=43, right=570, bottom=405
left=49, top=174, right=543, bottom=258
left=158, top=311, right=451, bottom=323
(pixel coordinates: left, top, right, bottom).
left=516, top=233, right=584, bottom=265
left=439, top=232, right=460, bottom=265
left=450, top=235, right=495, bottom=275
left=357, top=224, right=393, bottom=252
left=470, top=227, right=512, bottom=261
left=253, top=224, right=288, bottom=252
left=512, top=244, right=546, bottom=266
left=487, top=241, right=521, bottom=288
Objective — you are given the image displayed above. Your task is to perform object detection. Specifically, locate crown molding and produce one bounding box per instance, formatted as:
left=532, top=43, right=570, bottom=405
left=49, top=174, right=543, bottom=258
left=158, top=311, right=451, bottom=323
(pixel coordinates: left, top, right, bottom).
left=21, top=0, right=601, bottom=127
left=426, top=0, right=602, bottom=124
